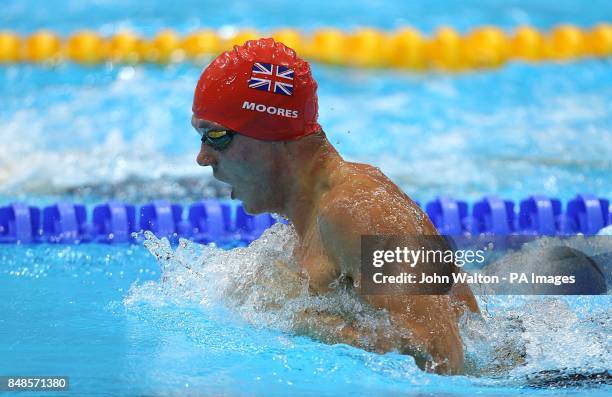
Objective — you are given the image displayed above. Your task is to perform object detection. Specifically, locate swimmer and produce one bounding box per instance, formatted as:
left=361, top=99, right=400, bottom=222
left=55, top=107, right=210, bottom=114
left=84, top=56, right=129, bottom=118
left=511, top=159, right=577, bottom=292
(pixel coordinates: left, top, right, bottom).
left=191, top=38, right=479, bottom=374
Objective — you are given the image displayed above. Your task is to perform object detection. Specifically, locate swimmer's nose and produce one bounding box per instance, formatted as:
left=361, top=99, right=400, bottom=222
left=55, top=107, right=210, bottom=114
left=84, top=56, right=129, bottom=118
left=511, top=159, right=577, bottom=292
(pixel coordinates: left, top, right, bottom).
left=197, top=143, right=217, bottom=167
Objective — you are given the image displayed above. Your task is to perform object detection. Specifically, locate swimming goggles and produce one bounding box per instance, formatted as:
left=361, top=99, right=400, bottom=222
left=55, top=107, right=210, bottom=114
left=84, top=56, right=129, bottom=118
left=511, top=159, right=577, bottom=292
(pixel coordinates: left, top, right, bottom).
left=196, top=127, right=236, bottom=151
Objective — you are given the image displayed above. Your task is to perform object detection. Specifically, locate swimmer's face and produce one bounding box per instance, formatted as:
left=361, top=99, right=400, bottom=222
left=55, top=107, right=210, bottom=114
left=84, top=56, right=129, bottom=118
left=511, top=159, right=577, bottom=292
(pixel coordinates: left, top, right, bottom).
left=192, top=115, right=283, bottom=214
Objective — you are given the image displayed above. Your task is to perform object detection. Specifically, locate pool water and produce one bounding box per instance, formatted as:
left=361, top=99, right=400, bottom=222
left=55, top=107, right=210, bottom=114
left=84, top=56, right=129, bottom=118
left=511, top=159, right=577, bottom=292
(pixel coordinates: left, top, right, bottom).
left=1, top=2, right=611, bottom=204
left=1, top=226, right=610, bottom=396
left=1, top=0, right=611, bottom=396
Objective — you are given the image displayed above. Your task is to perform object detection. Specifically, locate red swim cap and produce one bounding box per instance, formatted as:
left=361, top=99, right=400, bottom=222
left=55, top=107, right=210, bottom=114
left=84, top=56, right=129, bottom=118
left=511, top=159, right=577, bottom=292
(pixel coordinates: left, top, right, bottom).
left=192, top=37, right=320, bottom=141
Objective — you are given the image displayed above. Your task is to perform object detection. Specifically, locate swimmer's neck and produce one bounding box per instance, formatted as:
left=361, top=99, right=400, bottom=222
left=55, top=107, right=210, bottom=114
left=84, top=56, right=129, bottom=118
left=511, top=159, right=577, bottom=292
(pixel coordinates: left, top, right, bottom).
left=279, top=136, right=343, bottom=239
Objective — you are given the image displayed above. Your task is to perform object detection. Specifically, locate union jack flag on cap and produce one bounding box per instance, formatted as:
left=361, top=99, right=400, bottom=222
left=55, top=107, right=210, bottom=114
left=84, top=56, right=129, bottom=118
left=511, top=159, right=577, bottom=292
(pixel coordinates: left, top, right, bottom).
left=248, top=62, right=294, bottom=96
left=193, top=38, right=320, bottom=141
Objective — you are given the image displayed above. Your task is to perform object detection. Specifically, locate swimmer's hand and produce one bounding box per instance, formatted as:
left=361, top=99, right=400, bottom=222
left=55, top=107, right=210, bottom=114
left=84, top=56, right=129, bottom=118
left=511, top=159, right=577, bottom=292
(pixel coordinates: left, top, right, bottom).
left=292, top=308, right=363, bottom=347
left=273, top=260, right=308, bottom=283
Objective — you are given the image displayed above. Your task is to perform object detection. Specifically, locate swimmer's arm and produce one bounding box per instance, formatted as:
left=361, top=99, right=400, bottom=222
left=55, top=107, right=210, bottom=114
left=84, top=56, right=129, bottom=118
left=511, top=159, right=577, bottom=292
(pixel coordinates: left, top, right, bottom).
left=316, top=193, right=429, bottom=292
left=291, top=309, right=366, bottom=348
left=268, top=261, right=367, bottom=346
left=292, top=308, right=433, bottom=365
left=317, top=198, right=465, bottom=374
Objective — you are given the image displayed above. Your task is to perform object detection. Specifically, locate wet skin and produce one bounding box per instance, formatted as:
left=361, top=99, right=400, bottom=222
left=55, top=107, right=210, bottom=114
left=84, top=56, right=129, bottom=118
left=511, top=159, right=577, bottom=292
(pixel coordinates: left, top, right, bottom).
left=192, top=116, right=479, bottom=375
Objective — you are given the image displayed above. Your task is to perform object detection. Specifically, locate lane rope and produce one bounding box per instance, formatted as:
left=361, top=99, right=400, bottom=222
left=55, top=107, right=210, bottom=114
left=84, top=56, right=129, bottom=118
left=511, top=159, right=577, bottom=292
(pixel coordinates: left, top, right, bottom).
left=0, top=194, right=609, bottom=243
left=0, top=24, right=611, bottom=70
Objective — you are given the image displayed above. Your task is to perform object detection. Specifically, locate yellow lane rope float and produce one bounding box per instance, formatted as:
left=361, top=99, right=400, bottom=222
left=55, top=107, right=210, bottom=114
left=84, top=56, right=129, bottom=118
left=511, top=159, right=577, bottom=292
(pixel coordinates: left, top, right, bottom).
left=0, top=24, right=610, bottom=71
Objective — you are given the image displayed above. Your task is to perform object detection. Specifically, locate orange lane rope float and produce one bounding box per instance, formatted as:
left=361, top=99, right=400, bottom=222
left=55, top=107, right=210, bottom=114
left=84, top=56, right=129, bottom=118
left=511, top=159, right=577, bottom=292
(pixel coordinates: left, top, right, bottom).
left=0, top=24, right=610, bottom=71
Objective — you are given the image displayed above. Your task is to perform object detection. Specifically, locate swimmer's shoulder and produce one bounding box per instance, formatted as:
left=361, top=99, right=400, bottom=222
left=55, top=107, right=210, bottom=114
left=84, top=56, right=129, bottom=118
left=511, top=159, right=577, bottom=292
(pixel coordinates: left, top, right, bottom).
left=322, top=161, right=433, bottom=233
left=329, top=161, right=389, bottom=187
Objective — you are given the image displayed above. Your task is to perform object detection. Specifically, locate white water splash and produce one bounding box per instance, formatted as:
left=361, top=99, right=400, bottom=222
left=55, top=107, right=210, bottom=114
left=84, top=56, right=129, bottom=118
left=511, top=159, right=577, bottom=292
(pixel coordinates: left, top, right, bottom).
left=126, top=223, right=404, bottom=350
left=126, top=225, right=611, bottom=384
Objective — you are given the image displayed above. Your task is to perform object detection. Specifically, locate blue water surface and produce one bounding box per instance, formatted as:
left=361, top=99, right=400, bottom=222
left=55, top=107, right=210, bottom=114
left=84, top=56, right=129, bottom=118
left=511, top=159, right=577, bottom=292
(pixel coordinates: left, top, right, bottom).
left=0, top=0, right=611, bottom=205
left=1, top=242, right=610, bottom=397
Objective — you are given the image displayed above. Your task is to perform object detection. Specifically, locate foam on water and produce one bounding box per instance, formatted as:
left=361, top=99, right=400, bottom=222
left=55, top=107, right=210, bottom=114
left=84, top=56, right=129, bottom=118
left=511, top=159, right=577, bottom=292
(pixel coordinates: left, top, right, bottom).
left=127, top=224, right=410, bottom=353
left=125, top=224, right=611, bottom=390
left=461, top=298, right=611, bottom=383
